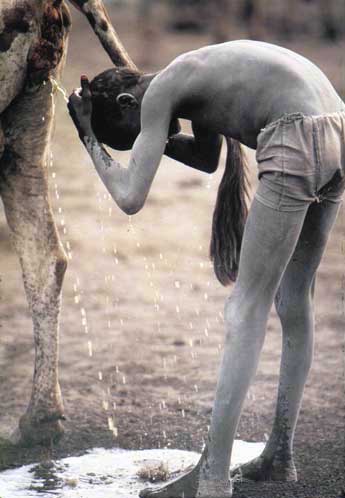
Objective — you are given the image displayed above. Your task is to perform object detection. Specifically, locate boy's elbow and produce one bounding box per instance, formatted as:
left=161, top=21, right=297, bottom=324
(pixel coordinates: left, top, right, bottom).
left=205, top=161, right=218, bottom=174
left=200, top=158, right=218, bottom=174
left=197, top=150, right=220, bottom=173
left=122, top=202, right=143, bottom=215
left=118, top=194, right=144, bottom=215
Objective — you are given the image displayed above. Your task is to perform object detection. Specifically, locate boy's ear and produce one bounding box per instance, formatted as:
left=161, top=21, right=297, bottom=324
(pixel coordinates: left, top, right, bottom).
left=116, top=93, right=139, bottom=110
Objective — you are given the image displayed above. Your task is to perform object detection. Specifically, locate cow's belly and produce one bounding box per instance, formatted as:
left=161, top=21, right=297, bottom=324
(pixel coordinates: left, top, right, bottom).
left=0, top=35, right=35, bottom=115
left=0, top=1, right=70, bottom=117
left=0, top=1, right=37, bottom=114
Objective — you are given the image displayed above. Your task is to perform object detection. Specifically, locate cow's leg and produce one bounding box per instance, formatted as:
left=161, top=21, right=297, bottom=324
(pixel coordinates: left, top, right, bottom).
left=68, top=0, right=137, bottom=69
left=0, top=81, right=67, bottom=446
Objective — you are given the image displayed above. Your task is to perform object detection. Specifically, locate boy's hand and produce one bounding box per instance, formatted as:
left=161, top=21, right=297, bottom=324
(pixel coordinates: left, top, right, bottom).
left=68, top=75, right=93, bottom=141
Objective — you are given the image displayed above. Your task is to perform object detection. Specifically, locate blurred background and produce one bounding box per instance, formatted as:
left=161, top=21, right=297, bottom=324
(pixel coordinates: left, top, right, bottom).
left=0, top=2, right=344, bottom=496
left=101, top=0, right=345, bottom=83
left=106, top=0, right=345, bottom=43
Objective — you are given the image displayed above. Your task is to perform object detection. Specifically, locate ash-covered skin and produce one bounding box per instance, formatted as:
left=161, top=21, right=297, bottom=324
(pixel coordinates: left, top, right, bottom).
left=84, top=136, right=114, bottom=169
left=68, top=41, right=344, bottom=214
left=229, top=286, right=299, bottom=482
left=68, top=38, right=345, bottom=498
left=0, top=0, right=70, bottom=447
left=77, top=68, right=181, bottom=151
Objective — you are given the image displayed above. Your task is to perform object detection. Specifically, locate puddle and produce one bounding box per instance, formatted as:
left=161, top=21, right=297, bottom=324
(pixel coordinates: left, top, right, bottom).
left=0, top=441, right=264, bottom=497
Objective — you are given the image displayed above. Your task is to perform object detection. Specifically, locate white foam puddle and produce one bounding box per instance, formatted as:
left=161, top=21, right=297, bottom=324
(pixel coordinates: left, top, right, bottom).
left=0, top=441, right=264, bottom=498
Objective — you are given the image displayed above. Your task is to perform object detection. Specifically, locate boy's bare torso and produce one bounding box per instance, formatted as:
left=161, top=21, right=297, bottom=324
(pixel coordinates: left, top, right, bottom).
left=146, top=40, right=344, bottom=148
left=67, top=39, right=345, bottom=216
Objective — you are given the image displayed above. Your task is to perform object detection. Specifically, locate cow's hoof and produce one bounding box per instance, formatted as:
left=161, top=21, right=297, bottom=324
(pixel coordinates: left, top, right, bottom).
left=14, top=409, right=65, bottom=447
left=231, top=454, right=297, bottom=482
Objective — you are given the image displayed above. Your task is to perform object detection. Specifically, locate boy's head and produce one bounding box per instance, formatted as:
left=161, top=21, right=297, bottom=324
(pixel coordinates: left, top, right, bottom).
left=90, top=67, right=143, bottom=150
left=90, top=67, right=181, bottom=150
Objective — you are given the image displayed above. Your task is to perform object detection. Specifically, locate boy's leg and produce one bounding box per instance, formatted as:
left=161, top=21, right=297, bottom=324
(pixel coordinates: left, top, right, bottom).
left=141, top=196, right=309, bottom=498
left=232, top=199, right=341, bottom=481
left=197, top=197, right=310, bottom=495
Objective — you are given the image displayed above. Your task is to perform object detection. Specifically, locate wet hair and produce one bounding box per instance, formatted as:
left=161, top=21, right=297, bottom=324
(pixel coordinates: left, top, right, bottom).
left=210, top=138, right=249, bottom=285
left=90, top=67, right=143, bottom=150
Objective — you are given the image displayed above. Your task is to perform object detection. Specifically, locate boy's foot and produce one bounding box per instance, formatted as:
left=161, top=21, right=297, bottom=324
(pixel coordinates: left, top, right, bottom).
left=140, top=464, right=232, bottom=498
left=231, top=454, right=297, bottom=482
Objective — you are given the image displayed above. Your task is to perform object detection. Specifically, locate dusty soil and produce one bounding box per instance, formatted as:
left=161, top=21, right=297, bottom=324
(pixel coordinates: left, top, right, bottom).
left=0, top=4, right=344, bottom=498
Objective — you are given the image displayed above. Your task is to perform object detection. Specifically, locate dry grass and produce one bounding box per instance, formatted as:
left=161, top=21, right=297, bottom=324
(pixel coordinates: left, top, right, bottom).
left=137, top=461, right=170, bottom=483
left=64, top=477, right=79, bottom=488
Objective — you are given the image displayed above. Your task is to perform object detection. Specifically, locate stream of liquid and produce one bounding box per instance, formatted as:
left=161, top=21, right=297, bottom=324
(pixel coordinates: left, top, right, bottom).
left=47, top=76, right=234, bottom=448
left=49, top=78, right=116, bottom=433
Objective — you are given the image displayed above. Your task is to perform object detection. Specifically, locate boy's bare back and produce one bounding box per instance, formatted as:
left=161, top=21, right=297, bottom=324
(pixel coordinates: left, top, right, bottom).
left=146, top=40, right=344, bottom=148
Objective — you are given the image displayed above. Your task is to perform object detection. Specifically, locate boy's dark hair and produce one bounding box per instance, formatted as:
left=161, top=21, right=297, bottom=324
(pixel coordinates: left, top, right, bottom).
left=90, top=67, right=142, bottom=105
left=89, top=67, right=143, bottom=149
left=210, top=138, right=249, bottom=285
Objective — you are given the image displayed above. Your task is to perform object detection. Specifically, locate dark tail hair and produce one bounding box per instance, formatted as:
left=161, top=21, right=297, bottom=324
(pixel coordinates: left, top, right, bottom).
left=210, top=138, right=249, bottom=286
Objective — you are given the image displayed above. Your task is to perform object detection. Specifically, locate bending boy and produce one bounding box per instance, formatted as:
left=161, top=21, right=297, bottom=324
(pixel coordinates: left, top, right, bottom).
left=68, top=40, right=345, bottom=498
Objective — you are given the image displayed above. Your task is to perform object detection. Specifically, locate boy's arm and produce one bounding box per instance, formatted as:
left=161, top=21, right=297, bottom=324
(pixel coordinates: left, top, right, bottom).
left=68, top=77, right=170, bottom=215
left=165, top=123, right=222, bottom=174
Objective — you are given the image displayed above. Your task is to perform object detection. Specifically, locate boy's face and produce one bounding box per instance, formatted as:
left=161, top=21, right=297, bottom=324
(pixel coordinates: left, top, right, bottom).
left=91, top=100, right=181, bottom=151
left=91, top=101, right=141, bottom=151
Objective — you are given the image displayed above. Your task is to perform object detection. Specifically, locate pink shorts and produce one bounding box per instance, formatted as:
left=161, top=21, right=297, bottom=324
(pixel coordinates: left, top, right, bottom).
left=255, top=111, right=345, bottom=211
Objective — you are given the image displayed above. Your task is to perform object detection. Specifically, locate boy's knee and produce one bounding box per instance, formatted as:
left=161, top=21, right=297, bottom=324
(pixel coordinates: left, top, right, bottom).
left=224, top=295, right=242, bottom=326
left=224, top=293, right=261, bottom=328
left=275, top=290, right=311, bottom=324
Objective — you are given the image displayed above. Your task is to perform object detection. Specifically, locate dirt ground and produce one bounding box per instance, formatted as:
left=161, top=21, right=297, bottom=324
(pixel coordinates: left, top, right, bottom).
left=0, top=4, right=344, bottom=498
